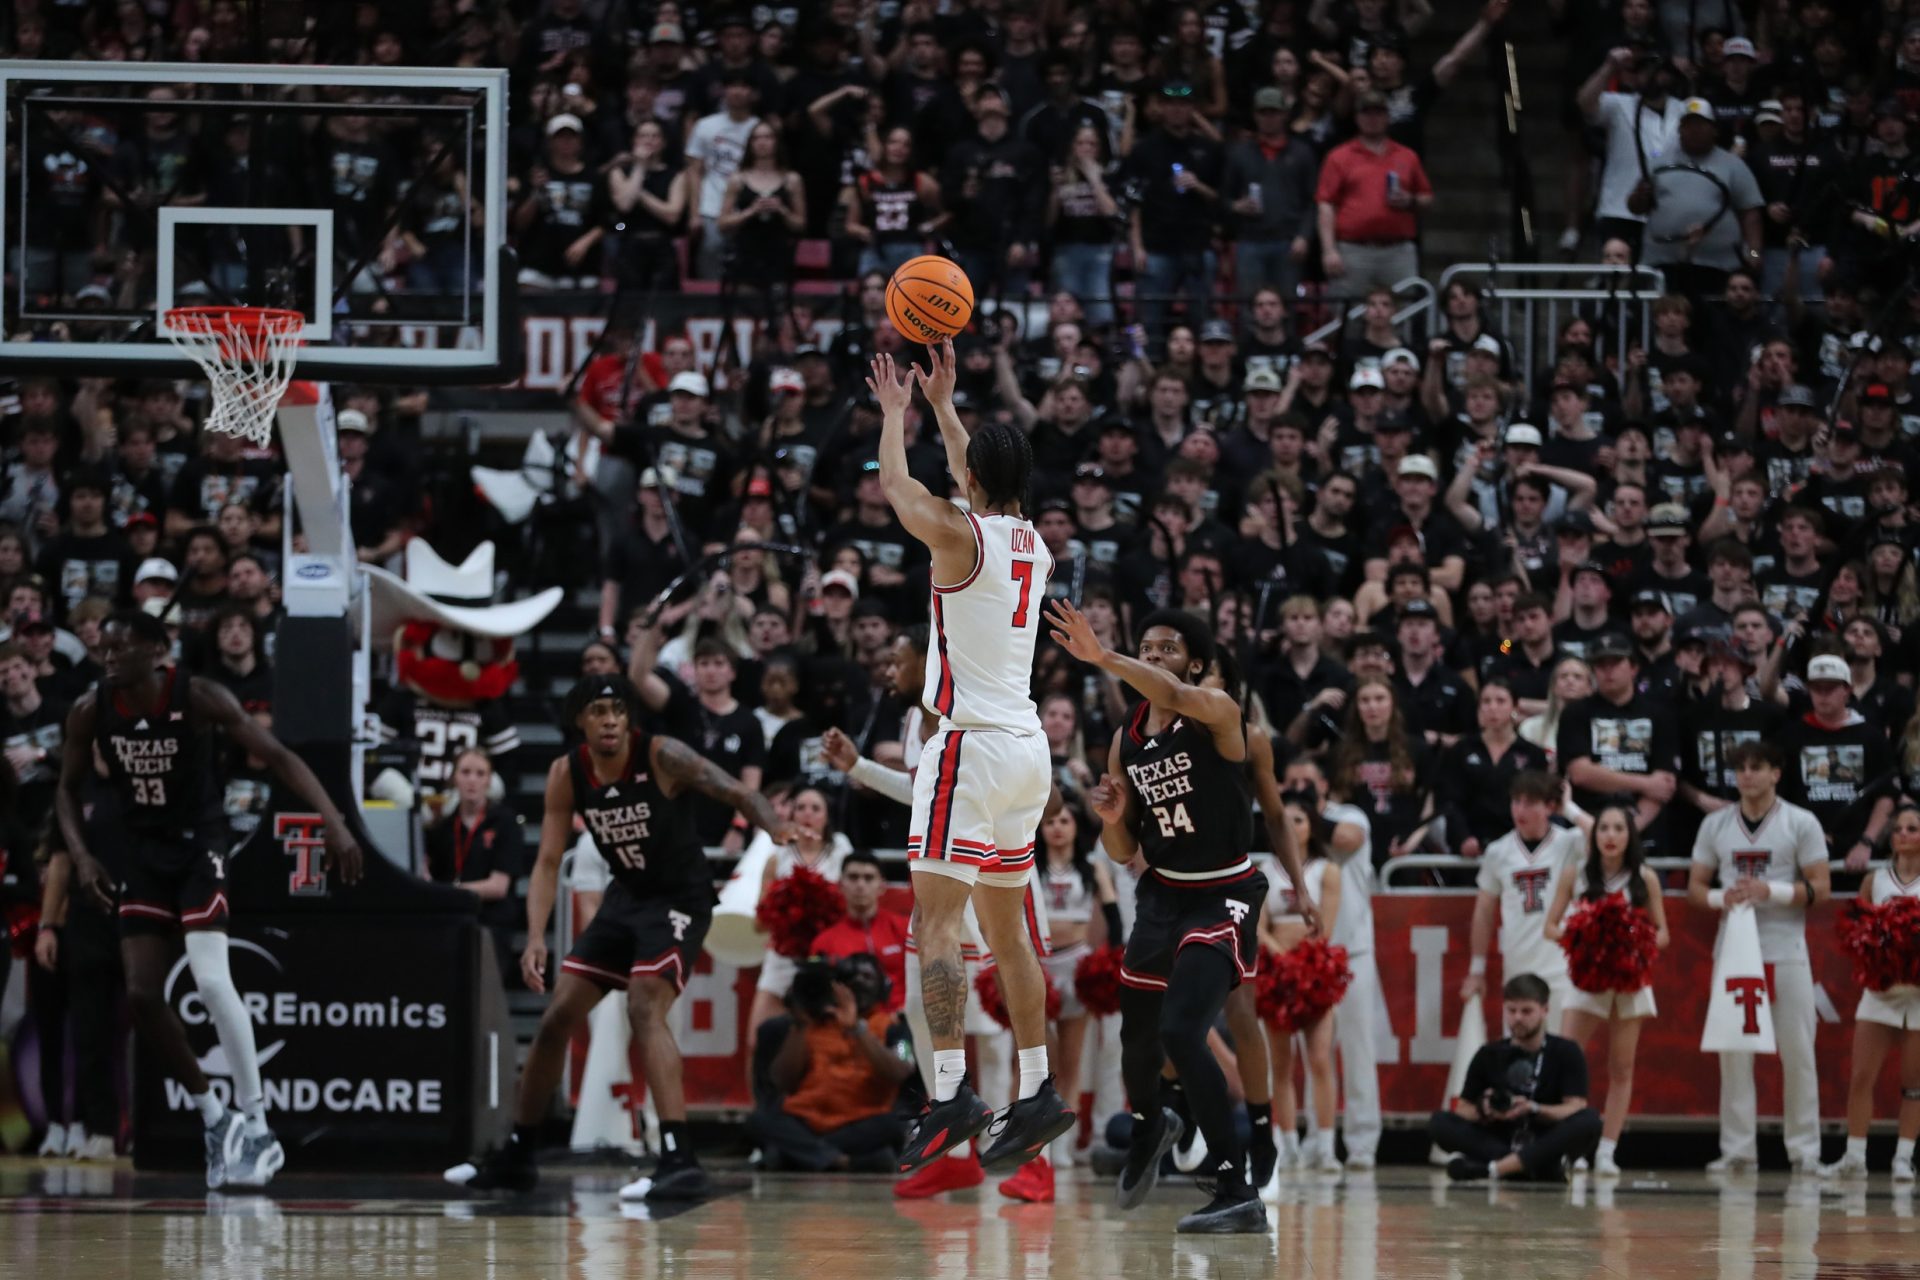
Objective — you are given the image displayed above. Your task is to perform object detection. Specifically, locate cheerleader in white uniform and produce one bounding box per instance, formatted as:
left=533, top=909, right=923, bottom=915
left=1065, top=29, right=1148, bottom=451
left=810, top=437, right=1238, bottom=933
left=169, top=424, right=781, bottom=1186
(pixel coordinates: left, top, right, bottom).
left=1256, top=790, right=1343, bottom=1180
left=1544, top=802, right=1669, bottom=1179
left=1036, top=798, right=1120, bottom=1167
left=746, top=787, right=853, bottom=1040
left=1821, top=801, right=1920, bottom=1182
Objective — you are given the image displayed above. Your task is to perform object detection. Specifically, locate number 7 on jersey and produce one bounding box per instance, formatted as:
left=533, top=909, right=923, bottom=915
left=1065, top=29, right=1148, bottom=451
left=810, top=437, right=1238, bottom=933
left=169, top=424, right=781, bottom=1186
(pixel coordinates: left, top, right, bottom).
left=1009, top=559, right=1034, bottom=627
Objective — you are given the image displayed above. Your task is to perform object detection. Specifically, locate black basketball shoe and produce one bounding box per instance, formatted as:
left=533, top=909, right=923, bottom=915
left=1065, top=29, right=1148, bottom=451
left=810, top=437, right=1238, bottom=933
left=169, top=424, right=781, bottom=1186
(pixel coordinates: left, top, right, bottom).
left=980, top=1077, right=1077, bottom=1171
left=899, top=1083, right=996, bottom=1174
left=1115, top=1108, right=1183, bottom=1211
left=445, top=1139, right=537, bottom=1193
left=1176, top=1191, right=1268, bottom=1234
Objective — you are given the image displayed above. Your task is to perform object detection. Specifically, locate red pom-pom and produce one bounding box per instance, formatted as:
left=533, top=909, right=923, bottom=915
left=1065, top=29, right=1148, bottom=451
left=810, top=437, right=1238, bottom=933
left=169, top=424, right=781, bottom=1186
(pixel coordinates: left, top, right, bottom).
left=1255, top=938, right=1351, bottom=1032
left=4, top=902, right=37, bottom=959
left=1557, top=894, right=1659, bottom=993
left=1074, top=945, right=1124, bottom=1017
left=754, top=865, right=846, bottom=959
left=1838, top=897, right=1920, bottom=993
left=974, top=964, right=1063, bottom=1029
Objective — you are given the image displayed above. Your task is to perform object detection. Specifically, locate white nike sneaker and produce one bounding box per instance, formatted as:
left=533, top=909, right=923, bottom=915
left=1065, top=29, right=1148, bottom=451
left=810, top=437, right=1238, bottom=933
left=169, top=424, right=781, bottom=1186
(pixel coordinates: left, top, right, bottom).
left=1706, top=1154, right=1755, bottom=1174
left=1593, top=1151, right=1621, bottom=1179
left=1893, top=1157, right=1916, bottom=1184
left=224, top=1126, right=287, bottom=1188
left=38, top=1123, right=70, bottom=1158
left=1818, top=1152, right=1868, bottom=1180
left=73, top=1133, right=116, bottom=1161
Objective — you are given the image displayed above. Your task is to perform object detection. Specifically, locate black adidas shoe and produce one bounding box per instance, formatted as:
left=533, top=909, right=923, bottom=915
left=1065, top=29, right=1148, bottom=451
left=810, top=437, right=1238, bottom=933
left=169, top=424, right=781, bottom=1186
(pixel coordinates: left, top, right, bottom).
left=898, top=1084, right=995, bottom=1174
left=1247, top=1123, right=1278, bottom=1189
left=620, top=1157, right=712, bottom=1201
left=1115, top=1108, right=1183, bottom=1211
left=979, top=1078, right=1077, bottom=1172
left=1176, top=1191, right=1268, bottom=1234
left=445, top=1142, right=537, bottom=1193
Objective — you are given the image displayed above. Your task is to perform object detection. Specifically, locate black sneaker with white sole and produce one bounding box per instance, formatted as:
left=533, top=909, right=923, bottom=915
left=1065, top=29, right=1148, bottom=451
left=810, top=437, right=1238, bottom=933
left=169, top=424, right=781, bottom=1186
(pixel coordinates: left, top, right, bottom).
left=619, top=1158, right=711, bottom=1201
left=446, top=1141, right=538, bottom=1192
left=979, top=1078, right=1077, bottom=1172
left=1176, top=1192, right=1268, bottom=1234
left=898, top=1083, right=995, bottom=1174
left=1115, top=1109, right=1183, bottom=1211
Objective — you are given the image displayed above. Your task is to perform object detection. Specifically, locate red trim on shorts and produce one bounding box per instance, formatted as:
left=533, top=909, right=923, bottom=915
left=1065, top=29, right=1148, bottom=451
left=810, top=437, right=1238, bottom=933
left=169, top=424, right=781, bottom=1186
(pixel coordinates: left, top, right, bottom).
left=913, top=730, right=965, bottom=862
left=1178, top=921, right=1256, bottom=979
left=118, top=900, right=177, bottom=922
left=630, top=951, right=687, bottom=993
left=931, top=512, right=986, bottom=594
left=561, top=957, right=630, bottom=990
left=180, top=892, right=229, bottom=927
left=1149, top=865, right=1259, bottom=888
left=1025, top=886, right=1050, bottom=958
left=1119, top=965, right=1168, bottom=991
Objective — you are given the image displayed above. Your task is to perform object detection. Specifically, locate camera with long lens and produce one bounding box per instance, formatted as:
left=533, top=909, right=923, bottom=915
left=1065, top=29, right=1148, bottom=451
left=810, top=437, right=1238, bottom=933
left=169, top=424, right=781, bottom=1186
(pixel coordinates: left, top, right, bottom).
left=787, top=958, right=838, bottom=1022
left=1485, top=1059, right=1539, bottom=1116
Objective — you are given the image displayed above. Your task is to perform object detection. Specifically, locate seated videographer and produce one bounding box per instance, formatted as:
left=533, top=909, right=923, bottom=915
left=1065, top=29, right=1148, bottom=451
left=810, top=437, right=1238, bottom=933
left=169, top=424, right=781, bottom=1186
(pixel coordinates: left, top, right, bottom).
left=1429, top=973, right=1602, bottom=1181
left=746, top=953, right=913, bottom=1173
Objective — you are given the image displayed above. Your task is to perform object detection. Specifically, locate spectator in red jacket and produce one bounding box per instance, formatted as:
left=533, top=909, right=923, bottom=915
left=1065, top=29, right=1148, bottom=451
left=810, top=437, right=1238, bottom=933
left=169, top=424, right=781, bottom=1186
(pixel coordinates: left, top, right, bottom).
left=811, top=850, right=910, bottom=1012
left=1315, top=89, right=1433, bottom=300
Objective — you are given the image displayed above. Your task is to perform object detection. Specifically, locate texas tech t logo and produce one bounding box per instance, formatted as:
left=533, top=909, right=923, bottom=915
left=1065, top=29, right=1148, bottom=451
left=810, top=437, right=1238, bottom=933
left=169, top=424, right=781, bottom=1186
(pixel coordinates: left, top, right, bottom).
left=1225, top=900, right=1250, bottom=925
left=1725, top=975, right=1768, bottom=1035
left=1514, top=868, right=1552, bottom=913
left=277, top=813, right=329, bottom=896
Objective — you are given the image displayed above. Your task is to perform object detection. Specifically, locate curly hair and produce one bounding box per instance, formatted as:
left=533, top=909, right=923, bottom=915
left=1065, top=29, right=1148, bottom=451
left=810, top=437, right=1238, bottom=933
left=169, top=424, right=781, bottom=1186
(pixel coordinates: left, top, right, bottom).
left=1329, top=676, right=1416, bottom=797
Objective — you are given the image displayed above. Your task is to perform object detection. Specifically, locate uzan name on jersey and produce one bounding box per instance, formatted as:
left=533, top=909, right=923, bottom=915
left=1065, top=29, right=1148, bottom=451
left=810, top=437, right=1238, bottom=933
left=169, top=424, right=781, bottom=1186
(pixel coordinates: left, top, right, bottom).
left=1127, top=751, right=1195, bottom=805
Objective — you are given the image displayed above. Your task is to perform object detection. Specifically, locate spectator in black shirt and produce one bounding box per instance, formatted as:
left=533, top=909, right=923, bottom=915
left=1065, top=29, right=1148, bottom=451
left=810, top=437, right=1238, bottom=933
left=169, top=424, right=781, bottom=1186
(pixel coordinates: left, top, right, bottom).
left=1126, top=80, right=1225, bottom=348
left=940, top=85, right=1047, bottom=302
left=37, top=472, right=129, bottom=619
left=1367, top=0, right=1508, bottom=157
left=1363, top=455, right=1469, bottom=593
left=1778, top=652, right=1896, bottom=869
left=1393, top=598, right=1475, bottom=746
left=1266, top=593, right=1354, bottom=733
left=1493, top=592, right=1565, bottom=717
left=1430, top=973, right=1602, bottom=1181
left=1439, top=680, right=1552, bottom=857
left=205, top=605, right=272, bottom=717
left=1224, top=87, right=1321, bottom=306
left=423, top=747, right=526, bottom=976
left=1558, top=632, right=1680, bottom=853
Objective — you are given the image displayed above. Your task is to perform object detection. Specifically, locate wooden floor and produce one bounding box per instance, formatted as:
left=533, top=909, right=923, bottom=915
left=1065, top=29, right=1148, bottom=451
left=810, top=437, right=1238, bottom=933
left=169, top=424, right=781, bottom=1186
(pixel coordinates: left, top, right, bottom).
left=3, top=1159, right=1917, bottom=1279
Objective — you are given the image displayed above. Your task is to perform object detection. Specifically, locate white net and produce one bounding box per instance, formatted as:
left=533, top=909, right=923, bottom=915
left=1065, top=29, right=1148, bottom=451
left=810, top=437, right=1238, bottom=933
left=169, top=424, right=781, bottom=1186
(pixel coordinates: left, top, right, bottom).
left=163, top=308, right=303, bottom=447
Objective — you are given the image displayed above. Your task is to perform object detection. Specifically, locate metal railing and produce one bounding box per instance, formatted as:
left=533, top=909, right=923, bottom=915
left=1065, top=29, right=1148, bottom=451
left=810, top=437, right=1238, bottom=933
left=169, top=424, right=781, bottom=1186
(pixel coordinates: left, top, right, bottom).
left=1301, top=276, right=1439, bottom=349
left=1436, top=262, right=1666, bottom=403
left=1379, top=852, right=1874, bottom=893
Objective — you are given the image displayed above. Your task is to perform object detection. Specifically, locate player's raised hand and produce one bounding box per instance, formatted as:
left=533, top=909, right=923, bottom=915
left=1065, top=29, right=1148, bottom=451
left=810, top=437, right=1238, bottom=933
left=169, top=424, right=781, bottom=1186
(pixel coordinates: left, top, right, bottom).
left=821, top=726, right=859, bottom=773
left=1089, top=772, right=1127, bottom=825
left=915, top=338, right=957, bottom=405
left=866, top=353, right=914, bottom=416
left=1045, top=599, right=1106, bottom=664
left=325, top=823, right=365, bottom=886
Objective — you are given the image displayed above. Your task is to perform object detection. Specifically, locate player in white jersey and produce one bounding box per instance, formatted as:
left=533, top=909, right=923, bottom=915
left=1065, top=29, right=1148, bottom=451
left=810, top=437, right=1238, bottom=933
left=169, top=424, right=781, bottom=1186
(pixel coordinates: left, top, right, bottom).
left=1462, top=771, right=1589, bottom=1031
left=869, top=345, right=1072, bottom=1176
left=1687, top=740, right=1831, bottom=1173
left=1821, top=801, right=1920, bottom=1182
left=1544, top=802, right=1671, bottom=1178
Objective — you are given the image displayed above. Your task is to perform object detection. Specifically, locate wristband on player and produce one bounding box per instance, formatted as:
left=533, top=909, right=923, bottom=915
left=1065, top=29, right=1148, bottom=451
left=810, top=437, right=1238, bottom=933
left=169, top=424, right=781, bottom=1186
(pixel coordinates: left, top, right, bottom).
left=1707, top=889, right=1726, bottom=910
left=1768, top=880, right=1795, bottom=905
left=1469, top=956, right=1487, bottom=976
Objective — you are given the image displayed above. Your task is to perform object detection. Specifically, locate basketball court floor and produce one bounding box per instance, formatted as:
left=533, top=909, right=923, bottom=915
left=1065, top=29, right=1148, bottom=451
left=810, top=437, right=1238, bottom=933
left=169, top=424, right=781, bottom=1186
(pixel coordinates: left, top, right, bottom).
left=3, top=1161, right=1915, bottom=1279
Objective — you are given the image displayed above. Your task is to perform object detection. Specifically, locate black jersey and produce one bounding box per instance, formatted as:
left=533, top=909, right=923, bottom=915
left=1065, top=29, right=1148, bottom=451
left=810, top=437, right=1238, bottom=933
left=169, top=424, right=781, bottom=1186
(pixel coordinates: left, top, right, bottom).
left=376, top=689, right=519, bottom=792
left=1118, top=701, right=1253, bottom=877
left=93, top=668, right=220, bottom=836
left=567, top=731, right=708, bottom=896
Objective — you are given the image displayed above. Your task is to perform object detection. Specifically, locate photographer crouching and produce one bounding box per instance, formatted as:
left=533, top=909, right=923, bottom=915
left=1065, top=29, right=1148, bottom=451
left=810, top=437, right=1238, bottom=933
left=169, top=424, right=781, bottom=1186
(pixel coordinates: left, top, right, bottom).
left=1430, top=974, right=1603, bottom=1181
left=747, top=953, right=914, bottom=1172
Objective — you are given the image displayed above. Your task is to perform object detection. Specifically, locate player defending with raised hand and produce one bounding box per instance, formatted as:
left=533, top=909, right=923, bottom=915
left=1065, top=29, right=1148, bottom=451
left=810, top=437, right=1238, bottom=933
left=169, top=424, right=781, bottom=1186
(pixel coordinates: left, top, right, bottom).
left=58, top=610, right=364, bottom=1190
left=449, top=674, right=791, bottom=1198
left=872, top=345, right=1075, bottom=1175
left=1049, top=599, right=1269, bottom=1235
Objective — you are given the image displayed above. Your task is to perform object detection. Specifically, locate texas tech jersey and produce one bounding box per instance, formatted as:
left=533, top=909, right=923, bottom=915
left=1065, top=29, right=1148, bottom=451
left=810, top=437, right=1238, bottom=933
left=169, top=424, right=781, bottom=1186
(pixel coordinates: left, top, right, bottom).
left=568, top=731, right=707, bottom=896
left=1117, top=701, right=1253, bottom=878
left=376, top=689, right=519, bottom=791
left=925, top=510, right=1054, bottom=733
left=93, top=668, right=220, bottom=836
left=1691, top=800, right=1825, bottom=962
left=1476, top=825, right=1584, bottom=981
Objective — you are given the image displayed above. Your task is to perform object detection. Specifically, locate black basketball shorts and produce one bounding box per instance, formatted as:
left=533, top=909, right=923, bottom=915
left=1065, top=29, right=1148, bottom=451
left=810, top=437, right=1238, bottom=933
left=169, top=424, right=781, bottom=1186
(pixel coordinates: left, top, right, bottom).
left=1120, top=866, right=1267, bottom=993
left=561, top=880, right=715, bottom=994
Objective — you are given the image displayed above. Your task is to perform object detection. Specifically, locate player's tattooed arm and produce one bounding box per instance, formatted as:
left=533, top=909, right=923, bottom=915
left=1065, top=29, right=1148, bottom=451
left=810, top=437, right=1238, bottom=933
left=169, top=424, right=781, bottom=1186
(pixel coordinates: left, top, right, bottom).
left=54, top=694, right=114, bottom=912
left=654, top=736, right=796, bottom=843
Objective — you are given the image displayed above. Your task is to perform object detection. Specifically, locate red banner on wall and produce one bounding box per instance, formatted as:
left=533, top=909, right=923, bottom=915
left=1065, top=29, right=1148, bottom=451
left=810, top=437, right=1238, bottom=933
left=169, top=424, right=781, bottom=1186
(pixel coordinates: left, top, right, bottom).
left=594, top=891, right=1901, bottom=1122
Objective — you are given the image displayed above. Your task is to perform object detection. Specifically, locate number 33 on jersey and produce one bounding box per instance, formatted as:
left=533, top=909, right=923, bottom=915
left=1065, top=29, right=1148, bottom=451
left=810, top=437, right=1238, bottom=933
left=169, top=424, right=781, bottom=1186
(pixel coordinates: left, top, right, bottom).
left=924, top=511, right=1054, bottom=732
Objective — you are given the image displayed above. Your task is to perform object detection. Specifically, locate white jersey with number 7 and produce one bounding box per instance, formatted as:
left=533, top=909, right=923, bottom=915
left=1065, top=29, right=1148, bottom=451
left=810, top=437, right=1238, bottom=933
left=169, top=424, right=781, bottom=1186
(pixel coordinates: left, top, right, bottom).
left=923, top=509, right=1054, bottom=734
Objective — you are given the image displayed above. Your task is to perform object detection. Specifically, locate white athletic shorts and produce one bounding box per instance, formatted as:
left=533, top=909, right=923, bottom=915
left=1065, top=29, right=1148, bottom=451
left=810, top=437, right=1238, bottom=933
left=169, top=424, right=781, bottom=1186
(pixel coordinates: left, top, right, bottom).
left=907, top=727, right=1051, bottom=888
left=1857, top=984, right=1920, bottom=1030
left=1562, top=986, right=1658, bottom=1020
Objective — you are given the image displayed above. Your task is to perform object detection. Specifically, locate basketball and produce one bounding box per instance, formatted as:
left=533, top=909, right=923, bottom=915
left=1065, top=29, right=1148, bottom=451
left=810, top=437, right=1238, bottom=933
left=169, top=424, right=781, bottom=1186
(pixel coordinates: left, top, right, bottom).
left=885, top=255, right=974, bottom=343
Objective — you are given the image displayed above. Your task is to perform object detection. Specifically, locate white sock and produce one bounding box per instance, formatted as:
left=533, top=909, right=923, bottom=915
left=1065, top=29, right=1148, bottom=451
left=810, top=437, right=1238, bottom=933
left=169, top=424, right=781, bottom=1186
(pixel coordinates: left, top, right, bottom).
left=191, top=1090, right=224, bottom=1125
left=1280, top=1131, right=1300, bottom=1159
left=1017, top=1047, right=1049, bottom=1100
left=1597, top=1138, right=1617, bottom=1161
left=1487, top=1161, right=1501, bottom=1181
left=1847, top=1136, right=1868, bottom=1160
left=184, top=932, right=263, bottom=1116
left=243, top=1101, right=269, bottom=1139
left=1896, top=1137, right=1915, bottom=1165
left=933, top=1050, right=967, bottom=1103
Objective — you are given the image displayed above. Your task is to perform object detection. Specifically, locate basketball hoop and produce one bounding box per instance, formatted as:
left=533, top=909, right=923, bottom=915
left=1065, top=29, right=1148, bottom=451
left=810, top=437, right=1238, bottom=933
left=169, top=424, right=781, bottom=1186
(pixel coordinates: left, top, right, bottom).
left=163, top=306, right=304, bottom=448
